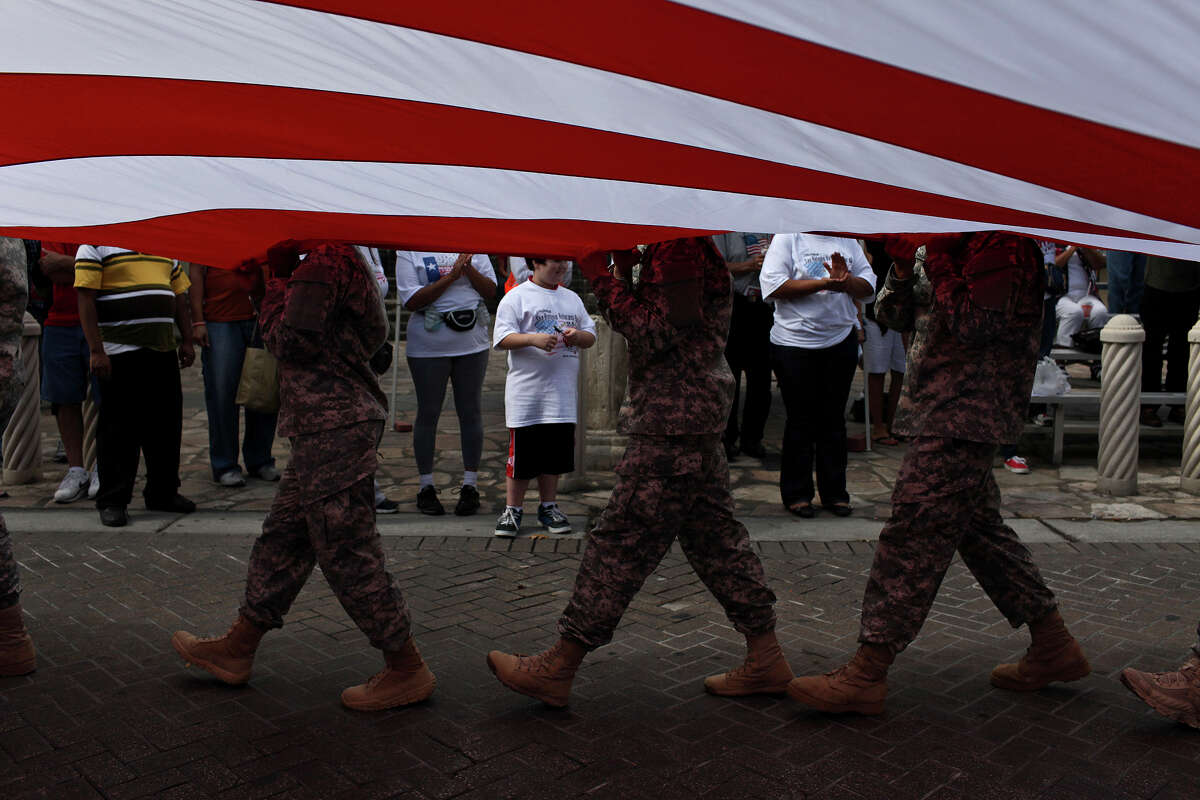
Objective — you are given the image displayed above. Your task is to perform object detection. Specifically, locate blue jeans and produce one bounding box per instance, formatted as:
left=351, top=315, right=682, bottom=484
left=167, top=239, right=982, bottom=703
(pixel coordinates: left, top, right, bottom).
left=1105, top=251, right=1146, bottom=315
left=201, top=319, right=278, bottom=479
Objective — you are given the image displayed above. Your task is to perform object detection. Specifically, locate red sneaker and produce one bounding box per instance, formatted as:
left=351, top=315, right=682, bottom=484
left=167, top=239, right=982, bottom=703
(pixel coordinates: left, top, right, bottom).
left=1004, top=456, right=1031, bottom=474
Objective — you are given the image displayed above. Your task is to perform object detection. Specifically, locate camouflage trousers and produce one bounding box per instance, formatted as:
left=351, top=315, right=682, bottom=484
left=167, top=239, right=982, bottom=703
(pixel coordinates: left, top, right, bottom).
left=240, top=470, right=411, bottom=652
left=559, top=435, right=778, bottom=650
left=860, top=436, right=1058, bottom=651
left=0, top=512, right=19, bottom=610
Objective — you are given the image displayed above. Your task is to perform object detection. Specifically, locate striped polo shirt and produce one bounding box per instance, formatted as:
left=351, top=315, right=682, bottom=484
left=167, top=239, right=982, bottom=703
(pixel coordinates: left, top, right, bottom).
left=74, top=246, right=191, bottom=354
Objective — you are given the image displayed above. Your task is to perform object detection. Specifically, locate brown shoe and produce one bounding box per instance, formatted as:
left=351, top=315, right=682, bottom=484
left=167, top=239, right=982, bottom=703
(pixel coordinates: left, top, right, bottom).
left=0, top=603, right=36, bottom=677
left=171, top=614, right=266, bottom=685
left=486, top=637, right=586, bottom=708
left=705, top=631, right=794, bottom=696
left=341, top=638, right=437, bottom=711
left=991, top=610, right=1090, bottom=691
left=787, top=644, right=893, bottom=715
left=1120, top=655, right=1200, bottom=728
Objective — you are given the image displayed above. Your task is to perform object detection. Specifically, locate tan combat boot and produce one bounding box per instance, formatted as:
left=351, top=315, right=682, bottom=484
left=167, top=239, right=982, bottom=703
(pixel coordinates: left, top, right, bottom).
left=341, top=638, right=437, bottom=711
left=1120, top=655, right=1200, bottom=728
left=486, top=637, right=586, bottom=707
left=990, top=610, right=1090, bottom=691
left=787, top=643, right=893, bottom=715
left=0, top=603, right=36, bottom=677
left=171, top=615, right=266, bottom=685
left=704, top=630, right=794, bottom=696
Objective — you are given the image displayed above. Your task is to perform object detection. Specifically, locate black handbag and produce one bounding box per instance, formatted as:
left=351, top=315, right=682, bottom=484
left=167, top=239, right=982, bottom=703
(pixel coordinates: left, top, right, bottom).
left=1071, top=327, right=1102, bottom=354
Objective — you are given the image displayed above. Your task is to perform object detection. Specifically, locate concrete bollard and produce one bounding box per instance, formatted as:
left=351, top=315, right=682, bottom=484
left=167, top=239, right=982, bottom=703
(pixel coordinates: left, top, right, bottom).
left=2, top=313, right=43, bottom=485
left=581, top=314, right=629, bottom=471
left=1182, top=317, right=1200, bottom=492
left=82, top=383, right=99, bottom=472
left=1097, top=314, right=1144, bottom=495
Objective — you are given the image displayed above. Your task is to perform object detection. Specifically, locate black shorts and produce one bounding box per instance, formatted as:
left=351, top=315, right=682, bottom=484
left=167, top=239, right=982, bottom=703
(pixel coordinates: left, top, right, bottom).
left=507, top=423, right=575, bottom=480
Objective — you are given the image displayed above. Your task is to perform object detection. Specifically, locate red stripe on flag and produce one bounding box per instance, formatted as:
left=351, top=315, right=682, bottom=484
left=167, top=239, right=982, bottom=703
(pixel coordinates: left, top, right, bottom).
left=0, top=75, right=1173, bottom=245
left=260, top=0, right=1200, bottom=229
left=1, top=210, right=724, bottom=268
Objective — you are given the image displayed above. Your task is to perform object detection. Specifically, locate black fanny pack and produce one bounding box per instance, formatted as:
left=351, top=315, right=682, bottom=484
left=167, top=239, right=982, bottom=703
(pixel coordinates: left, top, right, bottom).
left=443, top=308, right=477, bottom=332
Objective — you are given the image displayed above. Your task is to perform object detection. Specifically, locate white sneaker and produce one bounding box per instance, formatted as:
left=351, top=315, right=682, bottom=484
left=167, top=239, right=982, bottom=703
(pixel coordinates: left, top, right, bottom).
left=54, top=467, right=90, bottom=504
left=87, top=471, right=100, bottom=500
left=218, top=471, right=247, bottom=487
left=1004, top=456, right=1031, bottom=474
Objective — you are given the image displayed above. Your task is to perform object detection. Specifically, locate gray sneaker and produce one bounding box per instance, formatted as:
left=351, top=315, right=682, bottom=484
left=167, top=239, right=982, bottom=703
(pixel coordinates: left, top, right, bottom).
left=494, top=507, right=522, bottom=538
left=250, top=465, right=280, bottom=482
left=53, top=468, right=90, bottom=504
left=217, top=471, right=246, bottom=488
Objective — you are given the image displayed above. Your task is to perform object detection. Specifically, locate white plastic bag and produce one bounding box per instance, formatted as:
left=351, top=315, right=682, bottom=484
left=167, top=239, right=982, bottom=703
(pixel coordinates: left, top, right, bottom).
left=1031, top=357, right=1070, bottom=397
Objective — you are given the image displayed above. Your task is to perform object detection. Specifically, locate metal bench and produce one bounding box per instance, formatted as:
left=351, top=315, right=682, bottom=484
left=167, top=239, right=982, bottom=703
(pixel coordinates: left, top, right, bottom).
left=1028, top=390, right=1186, bottom=464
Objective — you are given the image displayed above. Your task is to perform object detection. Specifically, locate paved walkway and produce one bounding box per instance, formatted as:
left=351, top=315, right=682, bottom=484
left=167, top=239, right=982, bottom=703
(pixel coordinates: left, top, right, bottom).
left=4, top=332, right=1200, bottom=798
left=3, top=529, right=1200, bottom=799
left=2, top=353, right=1197, bottom=526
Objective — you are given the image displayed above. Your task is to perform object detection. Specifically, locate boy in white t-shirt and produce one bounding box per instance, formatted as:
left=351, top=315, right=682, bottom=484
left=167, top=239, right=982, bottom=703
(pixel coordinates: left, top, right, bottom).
left=492, top=258, right=597, bottom=537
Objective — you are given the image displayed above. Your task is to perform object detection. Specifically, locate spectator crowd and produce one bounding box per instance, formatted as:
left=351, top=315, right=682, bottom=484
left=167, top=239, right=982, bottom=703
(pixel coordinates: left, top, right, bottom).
left=6, top=236, right=1197, bottom=531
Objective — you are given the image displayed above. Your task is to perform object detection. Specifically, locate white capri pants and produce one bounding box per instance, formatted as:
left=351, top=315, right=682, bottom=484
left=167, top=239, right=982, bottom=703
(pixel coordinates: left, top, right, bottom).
left=1054, top=293, right=1109, bottom=347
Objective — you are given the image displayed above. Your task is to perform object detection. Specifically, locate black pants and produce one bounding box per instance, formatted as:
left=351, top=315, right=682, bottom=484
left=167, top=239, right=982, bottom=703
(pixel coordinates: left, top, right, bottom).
left=1141, top=286, right=1200, bottom=393
left=95, top=348, right=183, bottom=509
left=771, top=333, right=858, bottom=507
left=724, top=295, right=774, bottom=448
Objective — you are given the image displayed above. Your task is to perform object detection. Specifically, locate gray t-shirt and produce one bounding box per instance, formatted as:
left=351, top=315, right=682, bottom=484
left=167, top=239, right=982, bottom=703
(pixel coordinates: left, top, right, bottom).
left=712, top=233, right=772, bottom=299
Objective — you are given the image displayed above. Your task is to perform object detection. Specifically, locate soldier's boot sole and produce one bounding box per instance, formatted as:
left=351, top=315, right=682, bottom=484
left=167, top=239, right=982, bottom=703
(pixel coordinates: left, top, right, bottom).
left=705, top=681, right=791, bottom=697
left=990, top=660, right=1090, bottom=692
left=1119, top=669, right=1200, bottom=729
left=989, top=640, right=1091, bottom=692
left=786, top=682, right=885, bottom=716
left=486, top=651, right=569, bottom=708
left=340, top=670, right=436, bottom=712
left=171, top=631, right=252, bottom=685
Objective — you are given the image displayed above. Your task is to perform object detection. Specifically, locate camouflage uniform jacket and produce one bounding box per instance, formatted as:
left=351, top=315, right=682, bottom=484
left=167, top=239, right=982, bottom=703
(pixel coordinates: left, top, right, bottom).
left=875, top=233, right=1043, bottom=444
left=590, top=237, right=735, bottom=437
left=260, top=244, right=388, bottom=438
left=0, top=238, right=28, bottom=431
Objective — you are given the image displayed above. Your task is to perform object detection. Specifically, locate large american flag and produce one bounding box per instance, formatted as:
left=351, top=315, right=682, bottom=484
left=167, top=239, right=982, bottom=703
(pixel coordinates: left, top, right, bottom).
left=1, top=1, right=1198, bottom=266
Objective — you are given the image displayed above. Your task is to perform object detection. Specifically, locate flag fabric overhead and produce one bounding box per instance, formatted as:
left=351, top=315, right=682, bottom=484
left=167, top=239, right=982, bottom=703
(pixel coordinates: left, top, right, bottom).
left=2, top=0, right=1200, bottom=267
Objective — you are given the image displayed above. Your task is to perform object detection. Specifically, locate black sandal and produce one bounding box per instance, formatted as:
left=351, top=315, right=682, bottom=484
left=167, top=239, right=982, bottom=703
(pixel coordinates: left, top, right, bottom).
left=787, top=502, right=815, bottom=518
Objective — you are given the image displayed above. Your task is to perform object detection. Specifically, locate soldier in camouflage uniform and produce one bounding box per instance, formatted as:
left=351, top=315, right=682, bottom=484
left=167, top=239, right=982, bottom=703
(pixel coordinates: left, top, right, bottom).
left=172, top=243, right=435, bottom=711
left=487, top=237, right=792, bottom=707
left=789, top=233, right=1089, bottom=715
left=0, top=237, right=36, bottom=676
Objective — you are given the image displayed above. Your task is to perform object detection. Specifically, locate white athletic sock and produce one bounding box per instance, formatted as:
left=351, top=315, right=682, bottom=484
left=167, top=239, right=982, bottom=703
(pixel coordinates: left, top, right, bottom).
left=462, top=470, right=478, bottom=486
left=506, top=504, right=523, bottom=516
left=419, top=473, right=434, bottom=488
left=539, top=501, right=557, bottom=510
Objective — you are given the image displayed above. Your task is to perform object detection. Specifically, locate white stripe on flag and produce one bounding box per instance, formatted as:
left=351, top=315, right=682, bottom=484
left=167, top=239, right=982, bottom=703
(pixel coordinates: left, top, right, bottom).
left=2, top=155, right=1197, bottom=258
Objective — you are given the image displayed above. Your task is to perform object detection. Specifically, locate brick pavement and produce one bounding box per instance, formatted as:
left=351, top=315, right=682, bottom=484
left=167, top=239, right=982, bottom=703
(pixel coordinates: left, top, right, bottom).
left=4, top=530, right=1200, bottom=799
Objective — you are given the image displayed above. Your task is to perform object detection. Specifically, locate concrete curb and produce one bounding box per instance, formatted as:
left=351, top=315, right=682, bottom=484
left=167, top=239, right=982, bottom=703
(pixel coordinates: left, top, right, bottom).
left=3, top=509, right=1198, bottom=543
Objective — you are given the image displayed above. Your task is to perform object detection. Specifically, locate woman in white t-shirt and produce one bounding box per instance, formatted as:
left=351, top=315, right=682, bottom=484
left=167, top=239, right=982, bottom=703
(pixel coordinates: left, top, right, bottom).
left=760, top=234, right=876, bottom=518
left=395, top=251, right=496, bottom=516
left=1053, top=244, right=1109, bottom=347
